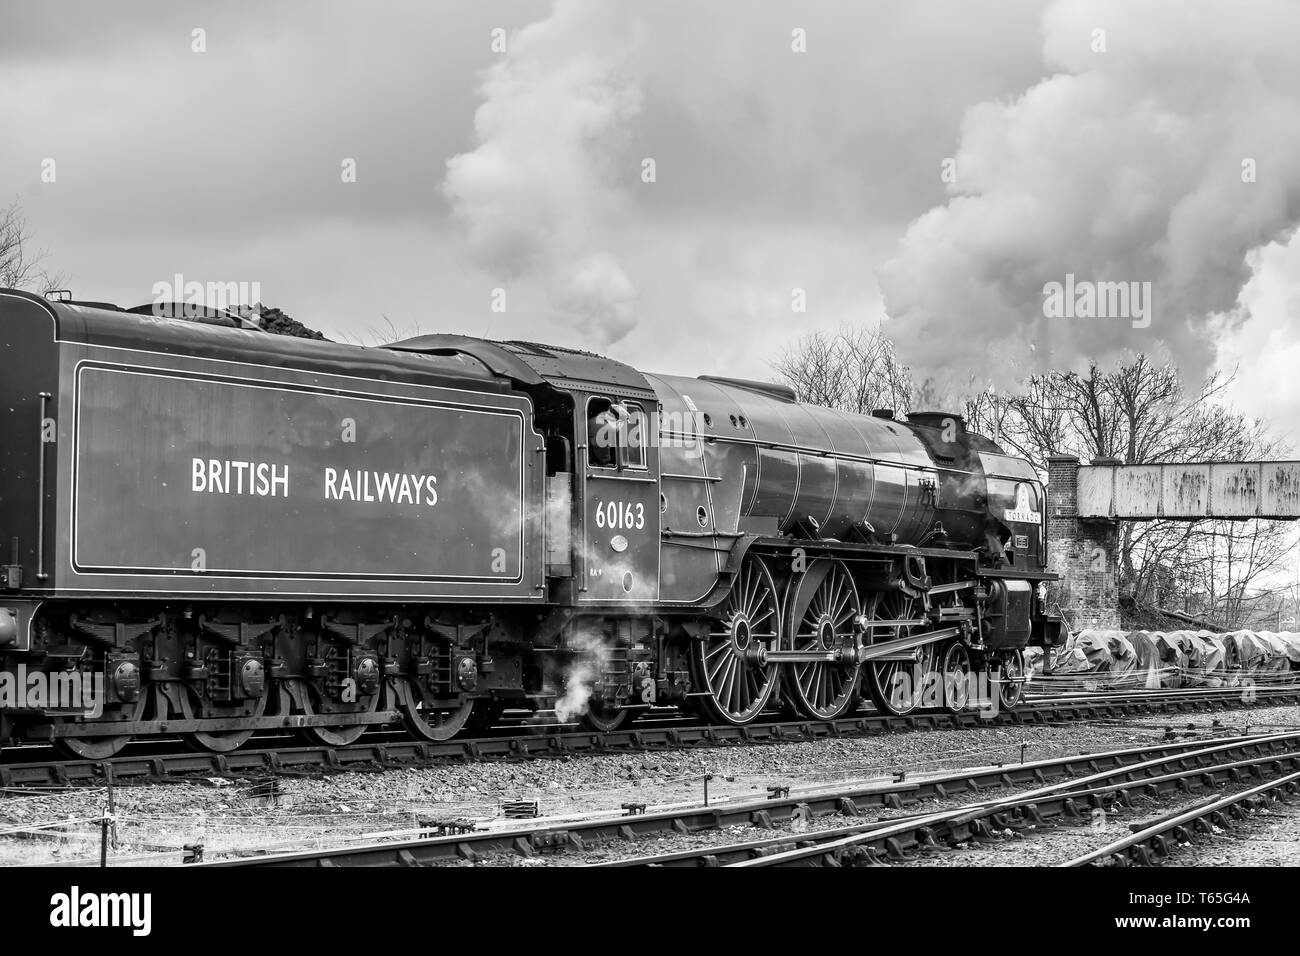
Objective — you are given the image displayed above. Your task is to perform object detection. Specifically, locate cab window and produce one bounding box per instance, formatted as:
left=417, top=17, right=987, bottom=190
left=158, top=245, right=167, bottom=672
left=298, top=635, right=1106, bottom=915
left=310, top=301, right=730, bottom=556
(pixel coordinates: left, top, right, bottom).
left=586, top=397, right=617, bottom=468
left=622, top=402, right=647, bottom=469
left=585, top=397, right=648, bottom=470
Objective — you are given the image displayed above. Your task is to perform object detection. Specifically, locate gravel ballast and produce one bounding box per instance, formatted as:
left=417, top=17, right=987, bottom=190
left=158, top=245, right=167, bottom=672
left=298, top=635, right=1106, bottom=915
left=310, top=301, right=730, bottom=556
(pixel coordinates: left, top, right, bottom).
left=3, top=702, right=1297, bottom=866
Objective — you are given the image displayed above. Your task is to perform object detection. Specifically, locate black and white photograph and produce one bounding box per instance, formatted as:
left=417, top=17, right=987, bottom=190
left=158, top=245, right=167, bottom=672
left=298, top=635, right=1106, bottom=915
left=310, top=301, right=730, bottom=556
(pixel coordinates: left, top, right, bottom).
left=1, top=0, right=1298, bottom=936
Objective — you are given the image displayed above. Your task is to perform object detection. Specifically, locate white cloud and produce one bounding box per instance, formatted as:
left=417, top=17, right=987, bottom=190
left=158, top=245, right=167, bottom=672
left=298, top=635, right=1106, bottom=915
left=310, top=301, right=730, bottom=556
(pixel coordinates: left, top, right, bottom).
left=1214, top=230, right=1300, bottom=450
left=879, top=0, right=1300, bottom=399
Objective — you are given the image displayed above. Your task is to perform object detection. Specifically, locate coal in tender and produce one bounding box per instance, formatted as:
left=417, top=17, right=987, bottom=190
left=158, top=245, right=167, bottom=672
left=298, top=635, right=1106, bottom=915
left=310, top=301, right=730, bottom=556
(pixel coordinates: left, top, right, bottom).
left=241, top=303, right=328, bottom=340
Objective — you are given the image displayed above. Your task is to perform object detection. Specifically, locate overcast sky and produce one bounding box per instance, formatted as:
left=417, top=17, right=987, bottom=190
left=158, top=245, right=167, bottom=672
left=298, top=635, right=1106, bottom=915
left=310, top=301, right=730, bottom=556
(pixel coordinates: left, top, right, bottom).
left=3, top=0, right=1299, bottom=444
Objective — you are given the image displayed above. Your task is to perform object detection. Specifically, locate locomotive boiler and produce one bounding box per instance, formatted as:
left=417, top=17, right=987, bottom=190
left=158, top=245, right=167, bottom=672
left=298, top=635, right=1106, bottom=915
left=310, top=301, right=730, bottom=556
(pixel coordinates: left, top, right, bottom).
left=0, top=288, right=1063, bottom=756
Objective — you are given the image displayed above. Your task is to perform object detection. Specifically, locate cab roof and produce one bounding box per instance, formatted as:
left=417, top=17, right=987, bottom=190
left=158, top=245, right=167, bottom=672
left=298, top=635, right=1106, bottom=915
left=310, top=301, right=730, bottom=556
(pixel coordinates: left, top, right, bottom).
left=387, top=333, right=657, bottom=399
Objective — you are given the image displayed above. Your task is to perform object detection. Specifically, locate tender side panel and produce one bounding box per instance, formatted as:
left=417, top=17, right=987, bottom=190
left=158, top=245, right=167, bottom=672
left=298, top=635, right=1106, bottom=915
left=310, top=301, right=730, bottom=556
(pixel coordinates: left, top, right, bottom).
left=55, top=349, right=544, bottom=600
left=0, top=293, right=60, bottom=595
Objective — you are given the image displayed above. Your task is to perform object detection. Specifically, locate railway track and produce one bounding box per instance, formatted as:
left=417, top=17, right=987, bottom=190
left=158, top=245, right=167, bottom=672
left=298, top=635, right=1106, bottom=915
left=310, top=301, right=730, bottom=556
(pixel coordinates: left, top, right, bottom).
left=640, top=731, right=1300, bottom=868
left=1064, top=768, right=1300, bottom=867
left=3, top=685, right=1293, bottom=791
left=721, top=730, right=1300, bottom=867
left=201, top=728, right=1300, bottom=867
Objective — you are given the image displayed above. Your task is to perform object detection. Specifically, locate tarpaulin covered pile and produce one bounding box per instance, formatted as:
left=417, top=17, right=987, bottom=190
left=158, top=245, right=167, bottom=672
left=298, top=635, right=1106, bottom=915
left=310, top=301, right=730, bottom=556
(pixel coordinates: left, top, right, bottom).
left=1221, top=631, right=1290, bottom=678
left=1035, top=629, right=1140, bottom=690
left=1031, top=628, right=1298, bottom=691
left=1169, top=631, right=1226, bottom=686
left=1126, top=631, right=1181, bottom=688
left=1280, top=633, right=1300, bottom=664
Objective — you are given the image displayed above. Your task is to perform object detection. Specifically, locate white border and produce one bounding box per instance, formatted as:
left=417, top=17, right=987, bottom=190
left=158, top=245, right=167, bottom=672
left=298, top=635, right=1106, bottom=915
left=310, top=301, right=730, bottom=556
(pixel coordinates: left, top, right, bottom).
left=69, top=361, right=527, bottom=587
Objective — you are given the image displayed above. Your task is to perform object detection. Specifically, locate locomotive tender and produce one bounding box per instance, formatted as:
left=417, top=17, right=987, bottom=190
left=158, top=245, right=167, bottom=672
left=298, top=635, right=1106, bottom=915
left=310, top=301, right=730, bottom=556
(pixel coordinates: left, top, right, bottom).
left=0, top=288, right=1063, bottom=757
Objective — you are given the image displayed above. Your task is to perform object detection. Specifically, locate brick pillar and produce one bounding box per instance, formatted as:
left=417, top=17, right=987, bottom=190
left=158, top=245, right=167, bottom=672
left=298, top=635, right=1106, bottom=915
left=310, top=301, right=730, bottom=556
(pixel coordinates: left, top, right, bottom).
left=1046, top=455, right=1120, bottom=631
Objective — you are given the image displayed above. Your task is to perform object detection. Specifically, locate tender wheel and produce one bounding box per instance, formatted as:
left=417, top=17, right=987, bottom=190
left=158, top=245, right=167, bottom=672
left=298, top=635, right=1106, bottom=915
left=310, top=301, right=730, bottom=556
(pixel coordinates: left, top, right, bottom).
left=998, top=649, right=1027, bottom=710
left=582, top=700, right=634, bottom=733
left=393, top=678, right=475, bottom=742
left=786, top=560, right=863, bottom=720
left=940, top=642, right=972, bottom=713
left=862, top=591, right=933, bottom=717
left=53, top=689, right=149, bottom=760
left=297, top=678, right=381, bottom=746
left=691, top=553, right=780, bottom=725
left=54, top=735, right=133, bottom=761
left=553, top=653, right=634, bottom=732
left=178, top=684, right=270, bottom=753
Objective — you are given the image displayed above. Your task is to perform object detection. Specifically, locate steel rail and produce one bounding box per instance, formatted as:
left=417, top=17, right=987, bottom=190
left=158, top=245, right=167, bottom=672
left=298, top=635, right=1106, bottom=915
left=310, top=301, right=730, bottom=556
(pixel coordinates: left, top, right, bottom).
left=1062, top=768, right=1300, bottom=867
left=201, top=730, right=1298, bottom=868
left=622, top=748, right=1300, bottom=867
left=727, top=730, right=1300, bottom=867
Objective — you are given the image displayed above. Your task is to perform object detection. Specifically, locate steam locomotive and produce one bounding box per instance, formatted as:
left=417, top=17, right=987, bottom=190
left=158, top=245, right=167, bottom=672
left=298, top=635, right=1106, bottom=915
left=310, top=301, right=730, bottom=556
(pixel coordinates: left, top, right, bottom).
left=0, top=288, right=1063, bottom=758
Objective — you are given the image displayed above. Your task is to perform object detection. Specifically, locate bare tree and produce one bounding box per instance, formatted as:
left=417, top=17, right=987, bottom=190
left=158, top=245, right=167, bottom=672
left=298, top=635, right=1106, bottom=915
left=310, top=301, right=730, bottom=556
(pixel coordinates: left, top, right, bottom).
left=1188, top=518, right=1295, bottom=626
left=772, top=325, right=912, bottom=414
left=0, top=201, right=64, bottom=292
left=961, top=356, right=1269, bottom=470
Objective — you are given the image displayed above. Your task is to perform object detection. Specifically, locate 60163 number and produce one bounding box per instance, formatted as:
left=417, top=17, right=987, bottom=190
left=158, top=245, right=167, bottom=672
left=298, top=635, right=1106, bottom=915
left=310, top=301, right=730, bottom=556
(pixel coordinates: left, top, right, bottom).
left=595, top=500, right=644, bottom=530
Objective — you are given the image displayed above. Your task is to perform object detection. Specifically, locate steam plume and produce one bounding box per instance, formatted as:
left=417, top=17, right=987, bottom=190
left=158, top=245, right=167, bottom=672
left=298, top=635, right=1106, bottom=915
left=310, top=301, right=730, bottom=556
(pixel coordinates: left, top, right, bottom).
left=879, top=0, right=1300, bottom=396
left=442, top=0, right=642, bottom=349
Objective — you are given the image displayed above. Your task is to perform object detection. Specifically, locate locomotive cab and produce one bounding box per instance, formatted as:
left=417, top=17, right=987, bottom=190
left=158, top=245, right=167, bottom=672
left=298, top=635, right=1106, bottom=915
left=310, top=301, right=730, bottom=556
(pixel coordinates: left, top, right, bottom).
left=571, top=390, right=660, bottom=605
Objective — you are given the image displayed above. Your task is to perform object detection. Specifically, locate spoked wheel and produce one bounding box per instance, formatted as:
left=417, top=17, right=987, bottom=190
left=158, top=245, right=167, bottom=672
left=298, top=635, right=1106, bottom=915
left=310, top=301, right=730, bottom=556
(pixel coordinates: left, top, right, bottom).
left=998, top=649, right=1027, bottom=710
left=862, top=591, right=933, bottom=717
left=53, top=689, right=149, bottom=760
left=691, top=553, right=781, bottom=725
left=940, top=641, right=973, bottom=713
left=298, top=679, right=381, bottom=747
left=394, top=678, right=476, bottom=742
left=179, top=683, right=270, bottom=753
left=786, top=560, right=863, bottom=720
left=581, top=697, right=635, bottom=733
